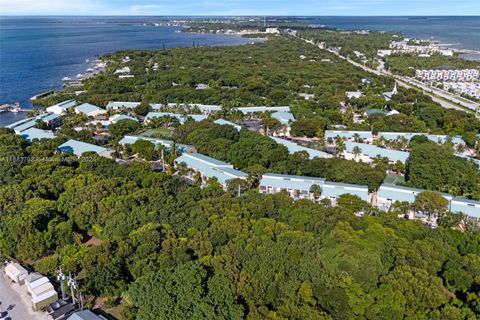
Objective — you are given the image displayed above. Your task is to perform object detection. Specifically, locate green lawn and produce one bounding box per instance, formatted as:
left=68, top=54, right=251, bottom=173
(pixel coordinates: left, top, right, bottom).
left=384, top=174, right=405, bottom=185
left=139, top=128, right=174, bottom=138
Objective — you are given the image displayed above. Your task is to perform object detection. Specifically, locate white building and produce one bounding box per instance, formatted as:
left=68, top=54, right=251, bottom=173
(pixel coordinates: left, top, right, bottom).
left=5, top=262, right=28, bottom=284
left=174, top=152, right=247, bottom=189
left=46, top=99, right=77, bottom=115
left=345, top=91, right=363, bottom=99
left=75, top=103, right=107, bottom=117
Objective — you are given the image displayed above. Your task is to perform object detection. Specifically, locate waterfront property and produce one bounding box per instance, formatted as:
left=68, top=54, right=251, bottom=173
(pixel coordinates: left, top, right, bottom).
left=236, top=106, right=291, bottom=114
left=259, top=173, right=326, bottom=200
left=58, top=139, right=112, bottom=158
left=106, top=101, right=141, bottom=111
left=270, top=136, right=332, bottom=159
left=109, top=114, right=138, bottom=124
left=75, top=103, right=107, bottom=117
left=144, top=112, right=208, bottom=124
left=174, top=152, right=247, bottom=188
left=46, top=99, right=77, bottom=115
left=325, top=130, right=374, bottom=143
left=19, top=128, right=55, bottom=141
left=5, top=112, right=61, bottom=133
left=343, top=141, right=410, bottom=163
left=214, top=119, right=242, bottom=131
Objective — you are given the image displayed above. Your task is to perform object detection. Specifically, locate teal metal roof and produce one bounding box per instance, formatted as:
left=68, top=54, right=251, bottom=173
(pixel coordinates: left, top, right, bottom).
left=75, top=103, right=105, bottom=115
left=345, top=141, right=410, bottom=163
left=270, top=137, right=332, bottom=159
left=325, top=130, right=373, bottom=141
left=109, top=114, right=138, bottom=123
left=379, top=132, right=465, bottom=145
left=58, top=139, right=108, bottom=156
left=144, top=112, right=207, bottom=124
left=175, top=152, right=247, bottom=184
left=237, top=106, right=291, bottom=114
left=119, top=135, right=191, bottom=152
left=158, top=103, right=223, bottom=112
left=322, top=181, right=369, bottom=201
left=20, top=128, right=55, bottom=141
left=260, top=173, right=325, bottom=192
left=214, top=119, right=242, bottom=131
left=271, top=111, right=295, bottom=125
left=49, top=99, right=77, bottom=110
left=5, top=112, right=61, bottom=133
left=450, top=198, right=480, bottom=219
left=106, top=101, right=141, bottom=109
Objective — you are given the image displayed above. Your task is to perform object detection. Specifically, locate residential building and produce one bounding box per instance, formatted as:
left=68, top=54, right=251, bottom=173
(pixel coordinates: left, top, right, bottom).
left=259, top=173, right=369, bottom=205
left=270, top=137, right=332, bottom=159
left=236, top=106, right=291, bottom=114
left=150, top=103, right=222, bottom=115
left=114, top=66, right=131, bottom=74
left=345, top=91, right=363, bottom=99
left=343, top=141, right=410, bottom=163
left=450, top=198, right=480, bottom=223
left=259, top=173, right=326, bottom=200
left=378, top=132, right=465, bottom=146
left=5, top=112, right=61, bottom=134
left=144, top=112, right=207, bottom=124
left=109, top=114, right=138, bottom=124
left=325, top=130, right=374, bottom=143
left=19, top=128, right=55, bottom=141
left=75, top=103, right=107, bottom=117
left=214, top=119, right=242, bottom=131
left=58, top=139, right=112, bottom=158
left=106, top=101, right=141, bottom=111
left=299, top=93, right=315, bottom=100
left=271, top=111, right=295, bottom=126
left=322, top=181, right=369, bottom=205
left=174, top=152, right=247, bottom=188
left=195, top=83, right=209, bottom=90
left=119, top=135, right=192, bottom=152
left=46, top=99, right=77, bottom=115
left=415, top=69, right=479, bottom=82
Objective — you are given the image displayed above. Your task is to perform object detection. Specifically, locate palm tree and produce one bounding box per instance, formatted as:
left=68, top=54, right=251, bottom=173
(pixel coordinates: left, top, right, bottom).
left=334, top=137, right=345, bottom=155
left=309, top=184, right=322, bottom=202
left=352, top=146, right=362, bottom=161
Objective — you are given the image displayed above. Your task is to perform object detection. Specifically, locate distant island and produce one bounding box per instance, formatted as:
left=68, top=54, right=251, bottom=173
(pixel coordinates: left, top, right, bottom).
left=1, top=17, right=480, bottom=320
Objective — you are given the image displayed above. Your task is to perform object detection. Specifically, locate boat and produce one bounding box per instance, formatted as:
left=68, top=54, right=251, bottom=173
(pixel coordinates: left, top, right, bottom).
left=10, top=103, right=21, bottom=113
left=85, top=59, right=90, bottom=63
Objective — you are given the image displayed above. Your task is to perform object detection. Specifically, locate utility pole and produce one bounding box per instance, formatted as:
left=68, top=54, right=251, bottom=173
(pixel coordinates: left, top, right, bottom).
left=67, top=273, right=77, bottom=304
left=161, top=148, right=165, bottom=172
left=56, top=267, right=66, bottom=300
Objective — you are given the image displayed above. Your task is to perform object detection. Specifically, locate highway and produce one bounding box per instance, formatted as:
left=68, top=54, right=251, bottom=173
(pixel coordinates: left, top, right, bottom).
left=294, top=34, right=480, bottom=115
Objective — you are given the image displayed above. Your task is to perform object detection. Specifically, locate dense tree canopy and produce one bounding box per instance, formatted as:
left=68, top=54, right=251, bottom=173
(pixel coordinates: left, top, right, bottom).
left=0, top=131, right=479, bottom=320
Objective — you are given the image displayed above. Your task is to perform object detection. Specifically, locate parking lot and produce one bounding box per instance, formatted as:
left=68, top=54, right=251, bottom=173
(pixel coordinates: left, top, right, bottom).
left=0, top=269, right=49, bottom=320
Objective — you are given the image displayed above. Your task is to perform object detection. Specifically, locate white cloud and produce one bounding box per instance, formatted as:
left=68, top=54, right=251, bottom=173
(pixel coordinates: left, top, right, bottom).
left=0, top=0, right=115, bottom=15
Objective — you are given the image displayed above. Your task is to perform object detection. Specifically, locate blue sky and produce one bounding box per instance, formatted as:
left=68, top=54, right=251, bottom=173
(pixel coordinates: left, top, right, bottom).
left=0, top=0, right=479, bottom=16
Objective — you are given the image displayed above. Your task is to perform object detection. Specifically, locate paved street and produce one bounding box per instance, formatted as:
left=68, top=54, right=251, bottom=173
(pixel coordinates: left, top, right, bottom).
left=0, top=269, right=49, bottom=320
